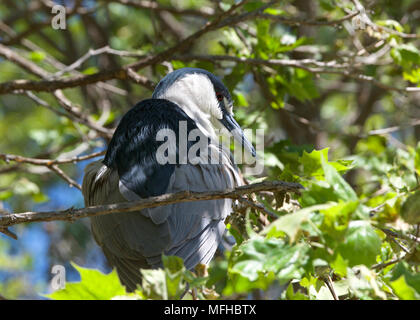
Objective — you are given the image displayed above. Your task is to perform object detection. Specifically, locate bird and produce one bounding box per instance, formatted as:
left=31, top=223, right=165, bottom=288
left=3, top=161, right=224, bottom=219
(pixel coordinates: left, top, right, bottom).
left=82, top=67, right=256, bottom=291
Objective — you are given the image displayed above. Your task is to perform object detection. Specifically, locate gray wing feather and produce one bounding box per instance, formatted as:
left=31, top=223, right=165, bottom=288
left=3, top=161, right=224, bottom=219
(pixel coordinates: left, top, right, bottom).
left=166, top=218, right=226, bottom=269
left=82, top=151, right=240, bottom=291
left=83, top=161, right=170, bottom=290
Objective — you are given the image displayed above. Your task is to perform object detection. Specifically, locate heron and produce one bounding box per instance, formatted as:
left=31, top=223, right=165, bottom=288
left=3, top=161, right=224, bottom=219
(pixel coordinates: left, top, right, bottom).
left=82, top=67, right=256, bottom=291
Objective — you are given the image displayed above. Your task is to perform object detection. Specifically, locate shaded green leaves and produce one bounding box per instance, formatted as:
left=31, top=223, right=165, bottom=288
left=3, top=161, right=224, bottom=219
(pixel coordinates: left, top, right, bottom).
left=400, top=191, right=420, bottom=225
left=391, top=44, right=420, bottom=67
left=225, top=236, right=309, bottom=294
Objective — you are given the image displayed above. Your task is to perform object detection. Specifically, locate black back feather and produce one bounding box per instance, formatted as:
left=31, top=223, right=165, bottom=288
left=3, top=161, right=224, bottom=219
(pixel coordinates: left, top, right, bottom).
left=103, top=98, right=199, bottom=198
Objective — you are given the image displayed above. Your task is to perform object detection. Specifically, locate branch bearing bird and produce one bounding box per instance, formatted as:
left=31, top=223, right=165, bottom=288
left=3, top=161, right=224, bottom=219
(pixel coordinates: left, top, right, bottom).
left=82, top=68, right=256, bottom=291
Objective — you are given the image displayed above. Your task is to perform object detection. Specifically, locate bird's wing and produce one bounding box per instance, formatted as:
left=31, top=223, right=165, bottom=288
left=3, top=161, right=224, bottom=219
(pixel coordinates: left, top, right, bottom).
left=162, top=160, right=239, bottom=268
left=83, top=160, right=172, bottom=291
left=82, top=99, right=241, bottom=290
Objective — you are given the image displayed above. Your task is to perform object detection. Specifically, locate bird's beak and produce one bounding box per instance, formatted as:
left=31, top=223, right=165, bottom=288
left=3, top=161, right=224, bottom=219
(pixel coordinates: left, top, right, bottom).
left=220, top=113, right=256, bottom=157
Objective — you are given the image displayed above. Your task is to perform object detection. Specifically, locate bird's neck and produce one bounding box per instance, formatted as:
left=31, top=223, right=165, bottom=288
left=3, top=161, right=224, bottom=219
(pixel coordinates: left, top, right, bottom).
left=166, top=96, right=220, bottom=143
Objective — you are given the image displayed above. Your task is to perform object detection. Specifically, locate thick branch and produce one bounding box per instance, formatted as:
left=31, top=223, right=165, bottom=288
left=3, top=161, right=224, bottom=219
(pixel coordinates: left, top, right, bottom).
left=0, top=180, right=303, bottom=229
left=2, top=52, right=419, bottom=95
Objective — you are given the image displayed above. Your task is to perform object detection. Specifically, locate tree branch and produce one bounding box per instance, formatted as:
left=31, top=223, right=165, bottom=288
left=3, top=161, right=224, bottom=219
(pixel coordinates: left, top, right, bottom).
left=0, top=180, right=303, bottom=232
left=0, top=1, right=273, bottom=95
left=0, top=151, right=105, bottom=166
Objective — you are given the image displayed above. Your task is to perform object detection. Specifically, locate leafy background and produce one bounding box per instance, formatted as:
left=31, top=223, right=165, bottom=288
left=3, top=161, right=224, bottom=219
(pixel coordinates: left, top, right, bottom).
left=0, top=0, right=420, bottom=300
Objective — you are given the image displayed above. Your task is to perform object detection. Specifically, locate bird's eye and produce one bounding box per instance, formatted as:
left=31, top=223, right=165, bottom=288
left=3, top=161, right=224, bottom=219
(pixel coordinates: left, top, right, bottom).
left=216, top=93, right=223, bottom=101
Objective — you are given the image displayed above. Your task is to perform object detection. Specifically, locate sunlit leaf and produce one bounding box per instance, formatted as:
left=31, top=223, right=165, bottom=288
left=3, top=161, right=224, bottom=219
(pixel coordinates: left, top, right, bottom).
left=45, top=263, right=126, bottom=300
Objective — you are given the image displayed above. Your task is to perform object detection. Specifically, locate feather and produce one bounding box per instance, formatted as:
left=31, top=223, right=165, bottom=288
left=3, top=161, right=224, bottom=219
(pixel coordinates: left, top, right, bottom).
left=82, top=98, right=241, bottom=292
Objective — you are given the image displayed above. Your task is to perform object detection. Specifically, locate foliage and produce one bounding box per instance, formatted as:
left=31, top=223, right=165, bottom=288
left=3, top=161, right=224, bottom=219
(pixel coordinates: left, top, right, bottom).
left=49, top=145, right=420, bottom=300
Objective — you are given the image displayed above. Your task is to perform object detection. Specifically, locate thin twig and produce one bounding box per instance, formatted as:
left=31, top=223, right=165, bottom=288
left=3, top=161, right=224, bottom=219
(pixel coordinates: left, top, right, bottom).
left=237, top=196, right=278, bottom=218
left=0, top=151, right=105, bottom=166
left=372, top=257, right=404, bottom=271
left=378, top=226, right=420, bottom=244
left=48, top=165, right=82, bottom=190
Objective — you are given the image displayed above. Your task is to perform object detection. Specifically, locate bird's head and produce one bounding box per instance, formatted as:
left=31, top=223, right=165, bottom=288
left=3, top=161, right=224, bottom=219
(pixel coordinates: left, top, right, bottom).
left=152, top=67, right=256, bottom=157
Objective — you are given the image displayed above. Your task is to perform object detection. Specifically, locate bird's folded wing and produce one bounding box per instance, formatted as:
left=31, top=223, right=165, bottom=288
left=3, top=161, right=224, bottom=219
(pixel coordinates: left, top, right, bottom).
left=82, top=99, right=241, bottom=286
left=83, top=159, right=238, bottom=266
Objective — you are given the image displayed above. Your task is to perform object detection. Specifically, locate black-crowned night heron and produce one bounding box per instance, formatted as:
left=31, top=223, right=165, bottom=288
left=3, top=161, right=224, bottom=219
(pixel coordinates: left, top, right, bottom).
left=82, top=68, right=256, bottom=291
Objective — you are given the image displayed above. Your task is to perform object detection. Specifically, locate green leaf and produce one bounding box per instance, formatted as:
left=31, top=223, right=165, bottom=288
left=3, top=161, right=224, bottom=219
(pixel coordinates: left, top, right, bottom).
left=285, top=282, right=309, bottom=300
left=403, top=68, right=420, bottom=84
left=13, top=178, right=40, bottom=196
left=390, top=276, right=420, bottom=300
left=0, top=190, right=13, bottom=200
left=376, top=20, right=404, bottom=32
left=82, top=66, right=99, bottom=75
left=29, top=51, right=46, bottom=62
left=321, top=155, right=358, bottom=202
left=31, top=191, right=49, bottom=203
left=229, top=236, right=309, bottom=286
left=300, top=148, right=352, bottom=179
left=45, top=263, right=126, bottom=300
left=391, top=44, right=420, bottom=70
left=330, top=254, right=348, bottom=277
left=263, top=203, right=335, bottom=242
left=301, top=148, right=330, bottom=177
left=223, top=271, right=276, bottom=296
left=244, top=1, right=266, bottom=12
left=391, top=262, right=420, bottom=295
left=171, top=60, right=186, bottom=69
left=400, top=191, right=420, bottom=224
left=397, top=44, right=420, bottom=64
left=263, top=8, right=284, bottom=15
left=320, top=200, right=359, bottom=240
left=162, top=255, right=187, bottom=299
left=337, top=221, right=382, bottom=267
left=300, top=184, right=339, bottom=207
left=233, top=90, right=249, bottom=107
left=279, top=69, right=319, bottom=101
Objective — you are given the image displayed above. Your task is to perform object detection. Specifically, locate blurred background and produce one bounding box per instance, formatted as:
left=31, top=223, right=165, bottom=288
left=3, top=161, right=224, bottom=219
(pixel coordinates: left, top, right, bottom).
left=0, top=0, right=419, bottom=299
